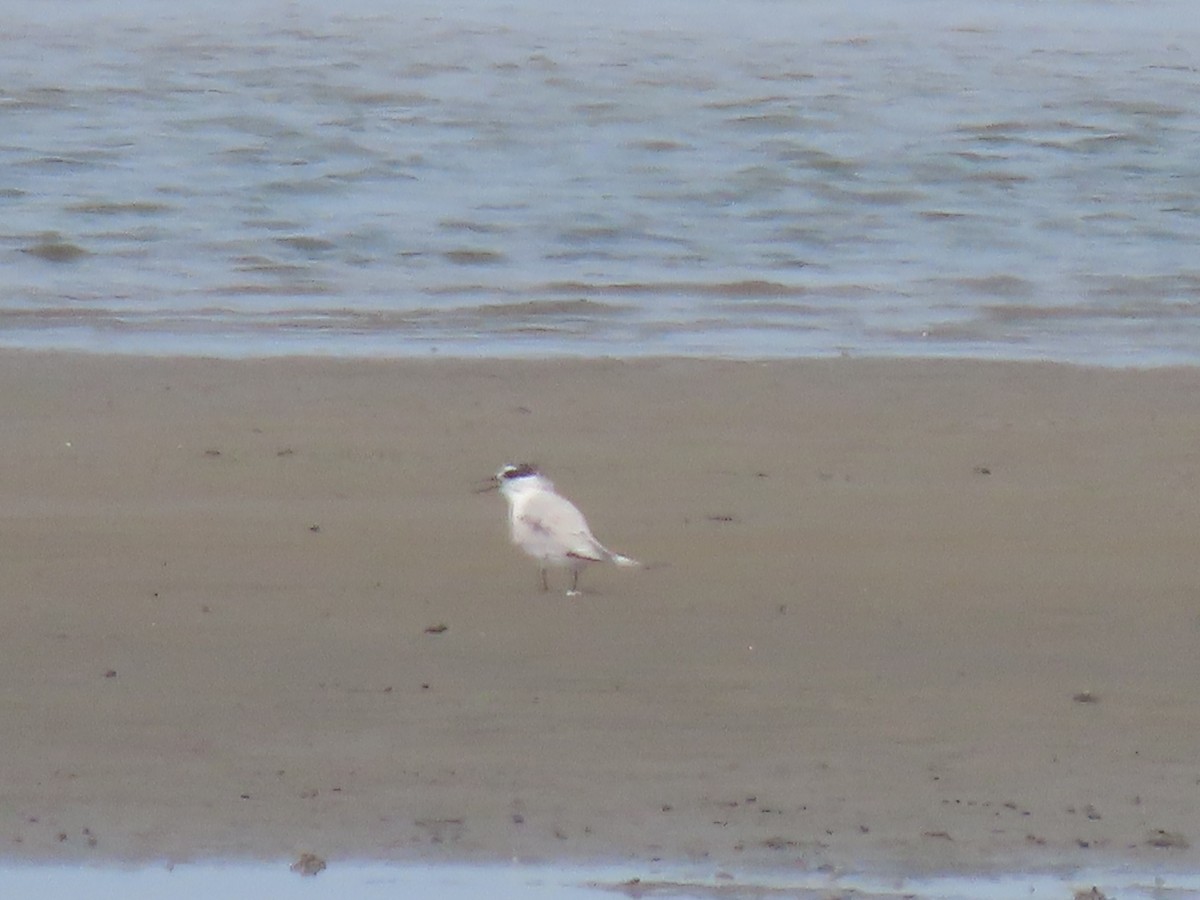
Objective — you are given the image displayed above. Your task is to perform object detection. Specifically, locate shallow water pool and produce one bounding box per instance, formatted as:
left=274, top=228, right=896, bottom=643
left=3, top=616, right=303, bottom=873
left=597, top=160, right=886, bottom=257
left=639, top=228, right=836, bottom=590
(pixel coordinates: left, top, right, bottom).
left=2, top=861, right=1198, bottom=900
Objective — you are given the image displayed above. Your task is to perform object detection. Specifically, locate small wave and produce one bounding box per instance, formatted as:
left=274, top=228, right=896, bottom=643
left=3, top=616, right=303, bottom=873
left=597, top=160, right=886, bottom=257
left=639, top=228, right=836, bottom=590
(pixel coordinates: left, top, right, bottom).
left=983, top=302, right=1195, bottom=323
left=15, top=155, right=104, bottom=171
left=22, top=238, right=89, bottom=262
left=212, top=282, right=334, bottom=297
left=726, top=112, right=809, bottom=131
left=543, top=280, right=811, bottom=299
left=943, top=275, right=1036, bottom=299
left=66, top=200, right=173, bottom=216
left=442, top=248, right=507, bottom=265
left=702, top=94, right=792, bottom=111
left=458, top=298, right=630, bottom=319
left=275, top=235, right=337, bottom=254
left=1084, top=273, right=1200, bottom=300
left=438, top=219, right=509, bottom=235
left=628, top=139, right=693, bottom=152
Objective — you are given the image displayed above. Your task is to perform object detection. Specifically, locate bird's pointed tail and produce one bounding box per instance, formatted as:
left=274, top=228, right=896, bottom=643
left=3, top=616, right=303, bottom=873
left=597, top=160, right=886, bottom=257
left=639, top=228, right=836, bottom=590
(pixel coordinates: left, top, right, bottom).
left=610, top=552, right=640, bottom=568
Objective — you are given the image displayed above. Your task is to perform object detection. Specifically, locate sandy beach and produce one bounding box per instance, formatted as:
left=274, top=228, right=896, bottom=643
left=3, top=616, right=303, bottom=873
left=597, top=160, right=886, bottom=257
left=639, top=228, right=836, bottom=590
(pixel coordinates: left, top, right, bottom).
left=1, top=352, right=1197, bottom=875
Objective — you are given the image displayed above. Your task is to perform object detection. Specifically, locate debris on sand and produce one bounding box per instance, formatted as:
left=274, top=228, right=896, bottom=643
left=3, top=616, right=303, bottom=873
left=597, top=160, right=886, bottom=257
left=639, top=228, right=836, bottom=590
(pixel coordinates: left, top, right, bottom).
left=290, top=852, right=326, bottom=876
left=1146, top=829, right=1190, bottom=849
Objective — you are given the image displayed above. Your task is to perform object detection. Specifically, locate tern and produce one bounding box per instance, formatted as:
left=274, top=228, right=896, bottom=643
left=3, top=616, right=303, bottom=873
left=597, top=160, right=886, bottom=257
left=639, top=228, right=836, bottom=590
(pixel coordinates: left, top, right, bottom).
left=484, top=463, right=639, bottom=595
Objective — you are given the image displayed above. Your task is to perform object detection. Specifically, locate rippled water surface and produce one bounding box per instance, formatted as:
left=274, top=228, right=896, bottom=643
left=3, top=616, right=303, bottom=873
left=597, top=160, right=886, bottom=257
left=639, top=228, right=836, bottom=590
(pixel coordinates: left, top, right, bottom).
left=3, top=0, right=1199, bottom=362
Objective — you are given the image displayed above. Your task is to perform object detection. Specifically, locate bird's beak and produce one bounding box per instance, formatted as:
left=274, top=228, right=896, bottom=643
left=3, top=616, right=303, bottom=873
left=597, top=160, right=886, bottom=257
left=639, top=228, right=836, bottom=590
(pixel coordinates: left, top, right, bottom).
left=473, top=476, right=499, bottom=494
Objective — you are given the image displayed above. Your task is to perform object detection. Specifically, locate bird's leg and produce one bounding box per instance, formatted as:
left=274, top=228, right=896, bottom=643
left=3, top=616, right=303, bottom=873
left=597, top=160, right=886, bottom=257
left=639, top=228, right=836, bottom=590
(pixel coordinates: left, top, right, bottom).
left=568, top=567, right=581, bottom=597
left=540, top=567, right=550, bottom=593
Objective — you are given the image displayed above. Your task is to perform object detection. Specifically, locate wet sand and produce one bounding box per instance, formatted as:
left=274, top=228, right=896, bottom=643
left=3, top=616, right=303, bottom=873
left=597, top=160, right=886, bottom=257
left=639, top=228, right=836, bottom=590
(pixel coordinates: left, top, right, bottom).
left=1, top=352, right=1198, bottom=874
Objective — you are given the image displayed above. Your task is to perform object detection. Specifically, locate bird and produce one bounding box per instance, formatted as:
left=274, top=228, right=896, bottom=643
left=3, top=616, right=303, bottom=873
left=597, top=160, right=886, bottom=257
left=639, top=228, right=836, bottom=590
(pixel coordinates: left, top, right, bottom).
left=485, top=463, right=639, bottom=595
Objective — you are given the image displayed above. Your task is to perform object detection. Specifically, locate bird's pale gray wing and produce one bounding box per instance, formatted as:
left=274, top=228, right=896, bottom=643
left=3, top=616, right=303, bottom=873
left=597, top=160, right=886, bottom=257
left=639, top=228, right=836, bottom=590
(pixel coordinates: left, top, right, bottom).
left=518, top=492, right=608, bottom=561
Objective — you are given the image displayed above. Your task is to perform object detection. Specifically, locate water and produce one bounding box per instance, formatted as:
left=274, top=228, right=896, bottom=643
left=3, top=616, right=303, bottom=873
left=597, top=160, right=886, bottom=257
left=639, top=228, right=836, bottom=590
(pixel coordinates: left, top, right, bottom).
left=2, top=0, right=1200, bottom=363
left=3, top=861, right=1199, bottom=900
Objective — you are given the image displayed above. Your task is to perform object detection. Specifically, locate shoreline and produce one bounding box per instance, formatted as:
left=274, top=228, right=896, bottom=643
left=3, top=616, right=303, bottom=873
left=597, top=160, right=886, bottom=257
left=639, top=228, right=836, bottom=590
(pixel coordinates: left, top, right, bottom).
left=1, top=351, right=1197, bottom=874
left=2, top=859, right=1199, bottom=900
left=3, top=343, right=1200, bottom=370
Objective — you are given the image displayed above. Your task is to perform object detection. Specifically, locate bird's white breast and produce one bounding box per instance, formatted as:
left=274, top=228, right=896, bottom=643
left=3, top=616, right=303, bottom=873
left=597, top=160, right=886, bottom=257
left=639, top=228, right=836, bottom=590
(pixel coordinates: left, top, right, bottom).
left=507, top=487, right=602, bottom=564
